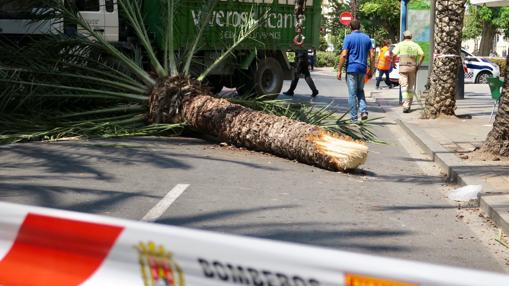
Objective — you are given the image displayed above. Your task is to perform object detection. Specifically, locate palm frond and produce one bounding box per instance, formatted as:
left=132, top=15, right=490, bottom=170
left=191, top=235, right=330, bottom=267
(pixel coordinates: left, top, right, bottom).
left=57, top=104, right=145, bottom=119
left=0, top=67, right=149, bottom=94
left=0, top=78, right=148, bottom=101
left=119, top=0, right=167, bottom=78
left=50, top=2, right=156, bottom=86
left=165, top=0, right=178, bottom=75
left=197, top=8, right=268, bottom=81
left=0, top=0, right=378, bottom=149
left=328, top=117, right=384, bottom=144
left=183, top=0, right=219, bottom=76
left=0, top=112, right=184, bottom=144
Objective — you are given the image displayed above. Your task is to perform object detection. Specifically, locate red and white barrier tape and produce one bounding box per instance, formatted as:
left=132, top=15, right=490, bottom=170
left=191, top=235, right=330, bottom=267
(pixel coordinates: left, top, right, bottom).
left=0, top=202, right=508, bottom=286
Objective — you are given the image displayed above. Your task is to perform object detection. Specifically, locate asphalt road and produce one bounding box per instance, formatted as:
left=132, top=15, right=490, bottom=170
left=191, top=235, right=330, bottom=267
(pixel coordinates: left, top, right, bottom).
left=1, top=68, right=508, bottom=273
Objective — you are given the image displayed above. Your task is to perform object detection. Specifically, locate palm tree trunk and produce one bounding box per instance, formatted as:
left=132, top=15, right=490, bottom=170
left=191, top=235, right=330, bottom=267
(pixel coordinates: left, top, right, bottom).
left=423, top=0, right=466, bottom=119
left=481, top=54, right=509, bottom=156
left=148, top=77, right=368, bottom=171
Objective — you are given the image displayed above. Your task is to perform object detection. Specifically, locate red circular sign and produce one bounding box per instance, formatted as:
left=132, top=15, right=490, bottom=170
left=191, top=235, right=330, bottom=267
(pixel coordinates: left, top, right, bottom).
left=339, top=11, right=353, bottom=26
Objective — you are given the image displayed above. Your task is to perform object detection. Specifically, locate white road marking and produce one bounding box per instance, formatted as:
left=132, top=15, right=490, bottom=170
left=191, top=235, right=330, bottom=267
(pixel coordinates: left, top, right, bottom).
left=141, top=184, right=190, bottom=222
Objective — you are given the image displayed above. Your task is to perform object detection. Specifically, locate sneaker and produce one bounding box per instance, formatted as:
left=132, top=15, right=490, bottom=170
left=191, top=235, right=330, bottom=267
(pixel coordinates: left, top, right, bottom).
left=361, top=112, right=368, bottom=120
left=403, top=108, right=410, bottom=113
left=311, top=90, right=319, bottom=98
left=283, top=91, right=294, bottom=96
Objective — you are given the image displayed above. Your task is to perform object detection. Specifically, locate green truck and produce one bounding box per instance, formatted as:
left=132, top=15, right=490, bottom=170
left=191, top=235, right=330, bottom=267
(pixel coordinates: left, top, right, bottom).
left=0, top=0, right=322, bottom=95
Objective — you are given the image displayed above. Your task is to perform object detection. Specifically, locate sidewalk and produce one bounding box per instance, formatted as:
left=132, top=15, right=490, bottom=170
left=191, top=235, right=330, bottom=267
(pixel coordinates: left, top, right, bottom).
left=372, top=84, right=509, bottom=234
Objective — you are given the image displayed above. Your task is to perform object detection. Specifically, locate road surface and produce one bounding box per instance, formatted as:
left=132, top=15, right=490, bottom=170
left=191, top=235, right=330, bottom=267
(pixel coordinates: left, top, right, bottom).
left=1, top=68, right=508, bottom=272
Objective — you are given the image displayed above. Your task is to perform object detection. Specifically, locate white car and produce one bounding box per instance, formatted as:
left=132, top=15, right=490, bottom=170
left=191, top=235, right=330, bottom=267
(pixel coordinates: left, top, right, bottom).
left=387, top=48, right=500, bottom=85
left=462, top=49, right=500, bottom=84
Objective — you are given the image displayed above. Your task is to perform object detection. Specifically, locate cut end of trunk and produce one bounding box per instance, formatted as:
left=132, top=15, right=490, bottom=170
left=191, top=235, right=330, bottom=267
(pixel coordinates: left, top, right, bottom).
left=314, top=133, right=368, bottom=171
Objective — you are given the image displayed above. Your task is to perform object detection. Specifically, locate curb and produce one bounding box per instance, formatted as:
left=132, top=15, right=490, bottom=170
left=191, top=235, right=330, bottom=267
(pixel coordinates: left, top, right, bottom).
left=374, top=93, right=509, bottom=236
left=395, top=119, right=461, bottom=182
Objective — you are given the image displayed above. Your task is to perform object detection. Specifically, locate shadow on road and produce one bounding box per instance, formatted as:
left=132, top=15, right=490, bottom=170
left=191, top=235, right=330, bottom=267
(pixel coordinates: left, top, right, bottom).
left=157, top=206, right=414, bottom=253
left=0, top=137, right=283, bottom=211
left=0, top=137, right=282, bottom=180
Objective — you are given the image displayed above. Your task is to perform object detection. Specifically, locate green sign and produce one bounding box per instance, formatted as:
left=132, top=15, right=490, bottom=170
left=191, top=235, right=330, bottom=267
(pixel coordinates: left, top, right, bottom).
left=408, top=0, right=431, bottom=65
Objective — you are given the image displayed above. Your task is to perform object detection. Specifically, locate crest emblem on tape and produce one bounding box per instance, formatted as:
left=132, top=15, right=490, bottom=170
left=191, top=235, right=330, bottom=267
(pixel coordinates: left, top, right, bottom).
left=136, top=242, right=185, bottom=286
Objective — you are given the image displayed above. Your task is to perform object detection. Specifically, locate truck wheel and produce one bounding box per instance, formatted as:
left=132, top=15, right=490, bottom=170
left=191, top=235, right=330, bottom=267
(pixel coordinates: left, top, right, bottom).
left=254, top=57, right=284, bottom=98
left=235, top=69, right=256, bottom=96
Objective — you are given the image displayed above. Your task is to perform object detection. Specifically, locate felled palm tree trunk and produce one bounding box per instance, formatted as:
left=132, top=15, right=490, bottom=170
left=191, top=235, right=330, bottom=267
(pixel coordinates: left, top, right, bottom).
left=148, top=77, right=368, bottom=171
left=423, top=0, right=467, bottom=118
left=0, top=1, right=370, bottom=172
left=481, top=55, right=509, bottom=156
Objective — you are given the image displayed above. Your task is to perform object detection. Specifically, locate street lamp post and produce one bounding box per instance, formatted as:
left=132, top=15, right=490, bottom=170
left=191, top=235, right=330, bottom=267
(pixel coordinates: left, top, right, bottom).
left=399, top=0, right=408, bottom=42
left=428, top=0, right=436, bottom=87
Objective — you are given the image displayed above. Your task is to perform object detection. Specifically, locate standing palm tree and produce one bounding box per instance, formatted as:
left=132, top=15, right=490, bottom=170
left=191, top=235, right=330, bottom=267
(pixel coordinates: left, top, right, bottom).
left=424, top=0, right=467, bottom=118
left=0, top=0, right=369, bottom=171
left=481, top=55, right=509, bottom=156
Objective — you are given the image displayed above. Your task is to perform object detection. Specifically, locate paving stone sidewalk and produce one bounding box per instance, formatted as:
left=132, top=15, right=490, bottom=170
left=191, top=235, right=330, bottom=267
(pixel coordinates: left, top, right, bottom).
left=371, top=84, right=509, bottom=234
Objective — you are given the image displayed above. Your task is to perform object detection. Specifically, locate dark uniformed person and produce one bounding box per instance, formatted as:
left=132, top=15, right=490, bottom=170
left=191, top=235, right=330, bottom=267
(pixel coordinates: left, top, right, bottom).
left=283, top=50, right=319, bottom=98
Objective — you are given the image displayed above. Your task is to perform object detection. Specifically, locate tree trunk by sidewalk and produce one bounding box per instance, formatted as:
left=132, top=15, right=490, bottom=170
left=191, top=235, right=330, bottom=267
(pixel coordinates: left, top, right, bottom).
left=478, top=22, right=497, bottom=56
left=423, top=0, right=467, bottom=119
left=481, top=54, right=509, bottom=156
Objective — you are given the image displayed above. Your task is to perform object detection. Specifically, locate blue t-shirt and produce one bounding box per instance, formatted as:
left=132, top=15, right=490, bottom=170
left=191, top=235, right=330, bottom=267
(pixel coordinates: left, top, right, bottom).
left=342, top=31, right=372, bottom=74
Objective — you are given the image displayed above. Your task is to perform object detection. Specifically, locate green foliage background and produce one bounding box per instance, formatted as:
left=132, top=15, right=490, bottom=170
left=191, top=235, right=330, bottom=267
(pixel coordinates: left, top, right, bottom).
left=463, top=3, right=509, bottom=55
left=358, top=0, right=401, bottom=44
left=408, top=0, right=431, bottom=10
left=286, top=51, right=338, bottom=68
left=323, top=0, right=401, bottom=51
left=316, top=51, right=338, bottom=67
left=488, top=57, right=507, bottom=77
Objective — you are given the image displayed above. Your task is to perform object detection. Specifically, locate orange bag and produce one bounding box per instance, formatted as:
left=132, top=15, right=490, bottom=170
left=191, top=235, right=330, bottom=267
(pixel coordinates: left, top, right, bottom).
left=364, top=68, right=372, bottom=83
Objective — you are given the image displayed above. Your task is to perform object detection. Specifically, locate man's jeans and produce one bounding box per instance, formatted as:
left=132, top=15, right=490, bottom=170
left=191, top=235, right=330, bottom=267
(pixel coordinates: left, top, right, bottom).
left=346, top=72, right=367, bottom=121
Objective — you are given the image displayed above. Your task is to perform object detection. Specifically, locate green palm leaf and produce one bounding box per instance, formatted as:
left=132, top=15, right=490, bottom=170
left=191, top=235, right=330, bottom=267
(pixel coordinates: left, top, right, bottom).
left=0, top=0, right=379, bottom=148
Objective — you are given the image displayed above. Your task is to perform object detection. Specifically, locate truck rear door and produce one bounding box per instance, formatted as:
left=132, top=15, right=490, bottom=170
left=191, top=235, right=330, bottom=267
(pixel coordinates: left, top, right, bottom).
left=77, top=0, right=106, bottom=37
left=103, top=0, right=119, bottom=42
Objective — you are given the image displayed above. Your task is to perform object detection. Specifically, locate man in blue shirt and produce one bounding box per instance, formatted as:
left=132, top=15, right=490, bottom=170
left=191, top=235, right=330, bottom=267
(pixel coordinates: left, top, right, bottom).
left=337, top=20, right=375, bottom=121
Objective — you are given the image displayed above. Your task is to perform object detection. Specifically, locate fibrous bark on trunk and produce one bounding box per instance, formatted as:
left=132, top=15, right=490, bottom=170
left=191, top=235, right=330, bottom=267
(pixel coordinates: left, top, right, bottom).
left=423, top=0, right=466, bottom=119
left=148, top=76, right=368, bottom=171
left=481, top=54, right=509, bottom=156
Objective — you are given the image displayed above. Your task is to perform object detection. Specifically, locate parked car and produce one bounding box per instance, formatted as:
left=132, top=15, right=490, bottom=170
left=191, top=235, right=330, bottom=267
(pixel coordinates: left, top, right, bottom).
left=386, top=48, right=500, bottom=85
left=462, top=49, right=500, bottom=84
